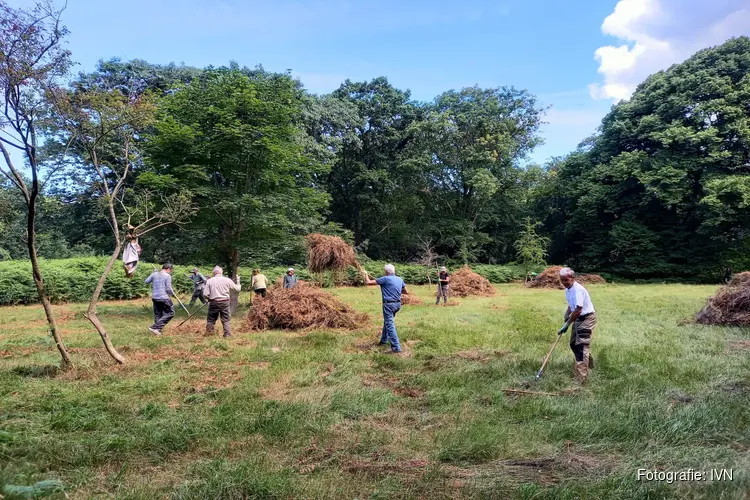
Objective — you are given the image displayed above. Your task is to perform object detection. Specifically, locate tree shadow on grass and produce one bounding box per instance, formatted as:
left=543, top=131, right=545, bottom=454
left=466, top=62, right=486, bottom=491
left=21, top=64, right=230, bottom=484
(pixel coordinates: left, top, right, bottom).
left=10, top=364, right=60, bottom=378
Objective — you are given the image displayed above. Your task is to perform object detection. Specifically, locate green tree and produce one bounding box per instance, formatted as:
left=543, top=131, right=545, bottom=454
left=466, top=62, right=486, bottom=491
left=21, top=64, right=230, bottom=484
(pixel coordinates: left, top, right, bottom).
left=514, top=217, right=550, bottom=281
left=51, top=83, right=193, bottom=363
left=143, top=68, right=328, bottom=277
left=540, top=37, right=750, bottom=279
left=411, top=86, right=546, bottom=262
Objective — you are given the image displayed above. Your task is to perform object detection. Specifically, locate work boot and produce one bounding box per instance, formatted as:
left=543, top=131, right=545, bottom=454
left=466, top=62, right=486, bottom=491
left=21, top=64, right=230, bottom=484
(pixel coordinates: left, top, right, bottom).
left=204, top=326, right=215, bottom=337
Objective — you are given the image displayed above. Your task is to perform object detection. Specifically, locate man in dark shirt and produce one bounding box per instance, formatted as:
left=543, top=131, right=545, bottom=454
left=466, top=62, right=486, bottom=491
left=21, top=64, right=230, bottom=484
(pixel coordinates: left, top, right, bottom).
left=436, top=266, right=450, bottom=304
left=364, top=264, right=408, bottom=353
left=188, top=267, right=207, bottom=306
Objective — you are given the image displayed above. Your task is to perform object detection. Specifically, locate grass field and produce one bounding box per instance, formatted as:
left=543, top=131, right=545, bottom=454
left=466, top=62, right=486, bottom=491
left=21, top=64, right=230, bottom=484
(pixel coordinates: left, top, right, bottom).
left=1, top=284, right=749, bottom=499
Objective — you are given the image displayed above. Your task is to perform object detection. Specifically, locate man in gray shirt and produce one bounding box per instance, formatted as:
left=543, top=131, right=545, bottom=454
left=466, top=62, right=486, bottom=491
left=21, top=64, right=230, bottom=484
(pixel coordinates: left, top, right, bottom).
left=188, top=267, right=207, bottom=306
left=204, top=266, right=242, bottom=337
left=145, top=263, right=176, bottom=335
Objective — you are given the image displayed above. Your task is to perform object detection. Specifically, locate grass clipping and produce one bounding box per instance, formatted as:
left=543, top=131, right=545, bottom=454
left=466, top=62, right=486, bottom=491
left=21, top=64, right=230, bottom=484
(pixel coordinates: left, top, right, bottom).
left=305, top=233, right=360, bottom=273
left=696, top=274, right=750, bottom=326
left=450, top=267, right=495, bottom=297
left=244, top=286, right=368, bottom=331
left=527, top=266, right=607, bottom=289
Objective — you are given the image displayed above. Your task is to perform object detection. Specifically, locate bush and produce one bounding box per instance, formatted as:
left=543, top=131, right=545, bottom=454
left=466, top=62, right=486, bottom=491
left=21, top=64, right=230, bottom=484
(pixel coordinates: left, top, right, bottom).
left=0, top=258, right=531, bottom=305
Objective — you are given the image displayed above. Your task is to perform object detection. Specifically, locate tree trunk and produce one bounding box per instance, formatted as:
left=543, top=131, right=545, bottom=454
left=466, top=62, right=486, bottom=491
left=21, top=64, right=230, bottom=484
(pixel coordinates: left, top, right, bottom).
left=229, top=248, right=240, bottom=315
left=27, top=206, right=72, bottom=368
left=83, top=241, right=126, bottom=364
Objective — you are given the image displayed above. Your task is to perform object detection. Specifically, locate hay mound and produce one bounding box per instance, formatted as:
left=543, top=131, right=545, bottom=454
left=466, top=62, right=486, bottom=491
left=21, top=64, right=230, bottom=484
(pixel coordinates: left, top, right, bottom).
left=696, top=280, right=750, bottom=326
left=244, top=286, right=368, bottom=331
left=450, top=267, right=495, bottom=297
left=305, top=233, right=359, bottom=273
left=580, top=274, right=607, bottom=285
left=729, top=272, right=750, bottom=287
left=400, top=294, right=423, bottom=305
left=526, top=266, right=606, bottom=289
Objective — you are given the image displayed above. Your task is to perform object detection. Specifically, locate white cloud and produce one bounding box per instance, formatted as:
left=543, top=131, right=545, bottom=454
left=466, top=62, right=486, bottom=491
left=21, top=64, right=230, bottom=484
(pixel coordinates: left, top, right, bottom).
left=590, top=0, right=750, bottom=101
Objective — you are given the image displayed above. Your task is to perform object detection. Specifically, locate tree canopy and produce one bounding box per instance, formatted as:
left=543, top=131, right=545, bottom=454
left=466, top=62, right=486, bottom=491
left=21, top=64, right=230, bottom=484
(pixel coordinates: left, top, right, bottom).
left=2, top=29, right=748, bottom=282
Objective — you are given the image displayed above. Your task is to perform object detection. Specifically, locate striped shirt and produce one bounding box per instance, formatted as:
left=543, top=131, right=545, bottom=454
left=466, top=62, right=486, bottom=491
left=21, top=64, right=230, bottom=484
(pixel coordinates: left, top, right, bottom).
left=145, top=271, right=174, bottom=300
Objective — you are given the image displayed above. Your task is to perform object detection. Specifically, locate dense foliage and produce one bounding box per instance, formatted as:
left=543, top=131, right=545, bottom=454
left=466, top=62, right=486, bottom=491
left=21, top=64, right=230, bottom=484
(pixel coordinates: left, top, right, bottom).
left=535, top=37, right=750, bottom=280
left=1, top=34, right=748, bottom=281
left=0, top=258, right=530, bottom=305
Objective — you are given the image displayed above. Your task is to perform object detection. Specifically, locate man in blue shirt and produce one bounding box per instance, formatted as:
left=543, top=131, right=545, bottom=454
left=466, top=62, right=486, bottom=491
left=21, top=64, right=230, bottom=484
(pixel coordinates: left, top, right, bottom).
left=364, top=264, right=408, bottom=353
left=144, top=263, right=176, bottom=335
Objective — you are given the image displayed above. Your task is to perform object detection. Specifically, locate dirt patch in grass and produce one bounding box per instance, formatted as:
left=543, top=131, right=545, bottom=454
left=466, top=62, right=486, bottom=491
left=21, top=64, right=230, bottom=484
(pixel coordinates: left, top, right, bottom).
left=443, top=446, right=617, bottom=487
left=345, top=338, right=381, bottom=354
left=363, top=373, right=425, bottom=398
left=727, top=340, right=750, bottom=351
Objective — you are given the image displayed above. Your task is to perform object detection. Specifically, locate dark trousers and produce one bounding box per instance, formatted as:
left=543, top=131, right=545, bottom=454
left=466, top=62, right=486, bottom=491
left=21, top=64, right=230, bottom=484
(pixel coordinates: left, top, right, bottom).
left=189, top=289, right=207, bottom=305
left=151, top=299, right=174, bottom=331
left=207, top=300, right=231, bottom=336
left=436, top=284, right=449, bottom=304
left=254, top=288, right=267, bottom=298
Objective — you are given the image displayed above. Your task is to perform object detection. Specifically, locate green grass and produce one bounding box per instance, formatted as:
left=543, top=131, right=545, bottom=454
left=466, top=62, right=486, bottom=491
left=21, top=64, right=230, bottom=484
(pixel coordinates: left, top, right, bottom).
left=0, top=284, right=748, bottom=499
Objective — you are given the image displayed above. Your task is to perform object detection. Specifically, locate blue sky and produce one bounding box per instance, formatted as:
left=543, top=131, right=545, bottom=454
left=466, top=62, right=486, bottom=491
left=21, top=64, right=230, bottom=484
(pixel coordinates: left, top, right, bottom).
left=8, top=0, right=750, bottom=163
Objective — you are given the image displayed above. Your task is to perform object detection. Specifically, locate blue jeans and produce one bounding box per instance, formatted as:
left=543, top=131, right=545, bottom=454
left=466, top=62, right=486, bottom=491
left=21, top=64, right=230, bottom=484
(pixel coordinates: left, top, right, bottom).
left=380, top=302, right=402, bottom=352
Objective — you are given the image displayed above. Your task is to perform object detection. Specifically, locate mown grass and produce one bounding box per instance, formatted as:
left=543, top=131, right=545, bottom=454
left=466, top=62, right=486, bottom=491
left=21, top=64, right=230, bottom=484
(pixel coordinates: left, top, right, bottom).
left=0, top=284, right=748, bottom=499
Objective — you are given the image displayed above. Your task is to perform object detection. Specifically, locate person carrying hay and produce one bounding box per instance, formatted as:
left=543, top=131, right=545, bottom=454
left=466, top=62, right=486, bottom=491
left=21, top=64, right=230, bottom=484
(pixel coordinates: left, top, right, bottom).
left=188, top=267, right=208, bottom=306
left=436, top=266, right=450, bottom=305
left=204, top=266, right=242, bottom=337
left=557, top=267, right=596, bottom=383
left=283, top=268, right=298, bottom=289
left=251, top=269, right=269, bottom=298
left=364, top=264, right=408, bottom=354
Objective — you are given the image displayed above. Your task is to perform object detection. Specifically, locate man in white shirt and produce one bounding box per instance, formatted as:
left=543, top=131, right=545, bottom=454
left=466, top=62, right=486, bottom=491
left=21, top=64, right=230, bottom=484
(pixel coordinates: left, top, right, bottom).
left=558, top=267, right=596, bottom=383
left=203, top=266, right=242, bottom=337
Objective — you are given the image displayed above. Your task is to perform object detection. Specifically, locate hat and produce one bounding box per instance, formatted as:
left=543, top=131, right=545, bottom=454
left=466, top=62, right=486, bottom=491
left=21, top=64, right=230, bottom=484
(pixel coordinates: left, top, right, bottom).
left=288, top=268, right=294, bottom=272
left=191, top=267, right=198, bottom=273
left=440, top=266, right=447, bottom=271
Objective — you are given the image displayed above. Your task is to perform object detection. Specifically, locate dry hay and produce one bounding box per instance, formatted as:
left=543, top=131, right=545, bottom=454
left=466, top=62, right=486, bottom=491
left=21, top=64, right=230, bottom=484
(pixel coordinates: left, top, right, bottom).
left=526, top=266, right=607, bottom=289
left=244, top=286, right=368, bottom=331
left=696, top=279, right=750, bottom=326
left=400, top=293, right=423, bottom=305
left=305, top=233, right=360, bottom=273
left=729, top=271, right=750, bottom=287
left=449, top=267, right=495, bottom=297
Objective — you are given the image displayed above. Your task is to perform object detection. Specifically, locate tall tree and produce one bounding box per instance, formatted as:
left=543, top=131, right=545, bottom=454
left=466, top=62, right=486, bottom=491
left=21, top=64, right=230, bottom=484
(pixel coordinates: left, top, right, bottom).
left=544, top=37, right=750, bottom=279
left=143, top=68, right=328, bottom=278
left=51, top=85, right=193, bottom=363
left=328, top=78, right=426, bottom=259
left=411, top=86, right=545, bottom=261
left=0, top=0, right=73, bottom=367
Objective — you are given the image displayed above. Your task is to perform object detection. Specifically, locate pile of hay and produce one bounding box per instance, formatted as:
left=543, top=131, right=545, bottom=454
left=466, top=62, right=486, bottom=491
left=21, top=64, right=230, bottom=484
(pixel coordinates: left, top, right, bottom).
left=696, top=276, right=750, bottom=326
left=450, top=267, right=495, bottom=297
left=244, top=286, right=368, bottom=331
left=305, top=233, right=360, bottom=273
left=526, top=266, right=607, bottom=289
left=400, top=293, right=423, bottom=305
left=729, top=272, right=750, bottom=287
